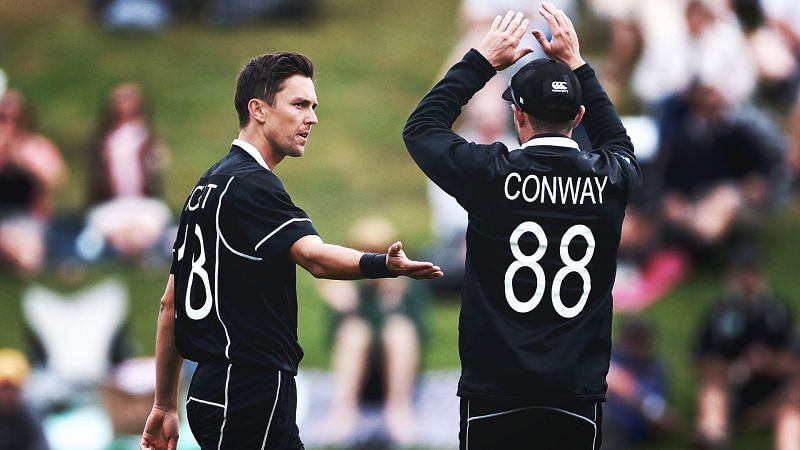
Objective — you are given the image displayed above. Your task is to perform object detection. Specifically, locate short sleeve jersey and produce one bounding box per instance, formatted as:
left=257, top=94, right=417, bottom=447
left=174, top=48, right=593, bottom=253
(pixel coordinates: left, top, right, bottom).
left=170, top=142, right=318, bottom=373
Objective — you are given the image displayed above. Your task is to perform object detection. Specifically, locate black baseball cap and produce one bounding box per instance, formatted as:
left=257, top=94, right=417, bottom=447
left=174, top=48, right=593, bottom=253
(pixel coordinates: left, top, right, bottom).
left=502, top=58, right=581, bottom=122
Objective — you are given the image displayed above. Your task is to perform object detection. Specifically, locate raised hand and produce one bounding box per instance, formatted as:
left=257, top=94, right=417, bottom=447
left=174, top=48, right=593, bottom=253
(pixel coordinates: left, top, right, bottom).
left=532, top=2, right=586, bottom=70
left=477, top=10, right=534, bottom=71
left=386, top=241, right=444, bottom=279
left=140, top=406, right=179, bottom=450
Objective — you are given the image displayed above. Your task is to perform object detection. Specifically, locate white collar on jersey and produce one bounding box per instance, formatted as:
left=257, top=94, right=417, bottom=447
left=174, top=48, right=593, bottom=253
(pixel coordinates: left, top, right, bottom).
left=513, top=136, right=580, bottom=152
left=232, top=138, right=271, bottom=171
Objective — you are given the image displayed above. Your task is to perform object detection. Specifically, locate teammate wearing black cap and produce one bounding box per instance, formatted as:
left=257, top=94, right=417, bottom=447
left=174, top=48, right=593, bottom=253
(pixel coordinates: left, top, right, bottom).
left=140, top=52, right=443, bottom=450
left=403, top=4, right=640, bottom=449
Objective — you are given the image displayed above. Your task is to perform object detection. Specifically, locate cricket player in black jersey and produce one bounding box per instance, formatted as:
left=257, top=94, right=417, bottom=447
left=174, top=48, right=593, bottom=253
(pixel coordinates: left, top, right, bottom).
left=139, top=52, right=442, bottom=450
left=403, top=4, right=640, bottom=449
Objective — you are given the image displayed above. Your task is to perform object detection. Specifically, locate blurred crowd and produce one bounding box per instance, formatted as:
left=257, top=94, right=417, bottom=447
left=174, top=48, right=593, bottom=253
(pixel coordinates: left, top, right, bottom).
left=89, top=0, right=315, bottom=29
left=0, top=81, right=173, bottom=277
left=3, top=0, right=800, bottom=448
left=0, top=72, right=176, bottom=448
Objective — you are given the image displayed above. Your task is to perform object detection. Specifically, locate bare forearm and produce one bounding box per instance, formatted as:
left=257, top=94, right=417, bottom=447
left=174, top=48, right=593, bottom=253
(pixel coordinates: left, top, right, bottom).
left=291, top=235, right=442, bottom=281
left=302, top=241, right=364, bottom=280
left=153, top=276, right=183, bottom=410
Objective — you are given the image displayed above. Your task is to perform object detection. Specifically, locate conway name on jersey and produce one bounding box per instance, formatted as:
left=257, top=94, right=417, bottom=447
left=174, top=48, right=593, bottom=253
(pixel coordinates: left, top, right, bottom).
left=170, top=140, right=318, bottom=373
left=404, top=49, right=640, bottom=402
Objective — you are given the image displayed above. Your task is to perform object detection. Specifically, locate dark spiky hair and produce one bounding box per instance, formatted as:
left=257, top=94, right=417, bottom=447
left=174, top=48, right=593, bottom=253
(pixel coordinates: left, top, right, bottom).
left=234, top=52, right=314, bottom=128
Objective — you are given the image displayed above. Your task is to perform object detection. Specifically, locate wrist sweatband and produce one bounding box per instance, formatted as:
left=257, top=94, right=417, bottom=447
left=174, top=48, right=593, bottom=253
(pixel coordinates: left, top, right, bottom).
left=359, top=253, right=396, bottom=279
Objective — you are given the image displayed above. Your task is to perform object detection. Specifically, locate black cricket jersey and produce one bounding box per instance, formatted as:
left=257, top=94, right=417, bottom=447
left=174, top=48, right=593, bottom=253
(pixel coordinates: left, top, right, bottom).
left=404, top=50, right=640, bottom=402
left=170, top=139, right=318, bottom=374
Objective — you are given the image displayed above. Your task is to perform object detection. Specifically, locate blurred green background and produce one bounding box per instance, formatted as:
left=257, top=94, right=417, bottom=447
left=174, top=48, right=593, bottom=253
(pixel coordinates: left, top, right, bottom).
left=1, top=0, right=799, bottom=449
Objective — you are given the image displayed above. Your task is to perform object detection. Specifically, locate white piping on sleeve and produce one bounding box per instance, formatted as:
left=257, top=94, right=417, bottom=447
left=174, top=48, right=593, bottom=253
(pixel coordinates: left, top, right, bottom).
left=254, top=218, right=312, bottom=252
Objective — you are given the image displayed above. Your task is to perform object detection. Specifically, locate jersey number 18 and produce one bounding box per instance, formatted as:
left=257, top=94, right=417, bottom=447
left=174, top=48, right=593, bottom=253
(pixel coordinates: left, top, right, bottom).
left=176, top=224, right=214, bottom=321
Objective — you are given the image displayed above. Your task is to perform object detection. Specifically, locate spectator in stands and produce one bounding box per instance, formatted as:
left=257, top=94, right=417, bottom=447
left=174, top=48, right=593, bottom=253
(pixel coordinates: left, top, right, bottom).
left=206, top=0, right=314, bottom=26
left=757, top=0, right=800, bottom=185
left=731, top=0, right=799, bottom=109
left=614, top=116, right=689, bottom=312
left=655, top=76, right=785, bottom=257
left=0, top=90, right=66, bottom=274
left=790, top=96, right=800, bottom=185
left=448, top=0, right=575, bottom=70
left=0, top=348, right=48, bottom=450
left=587, top=0, right=756, bottom=110
left=604, top=318, right=680, bottom=449
left=84, top=82, right=171, bottom=260
left=761, top=0, right=800, bottom=55
left=693, top=246, right=800, bottom=449
left=317, top=217, right=428, bottom=446
left=91, top=0, right=172, bottom=31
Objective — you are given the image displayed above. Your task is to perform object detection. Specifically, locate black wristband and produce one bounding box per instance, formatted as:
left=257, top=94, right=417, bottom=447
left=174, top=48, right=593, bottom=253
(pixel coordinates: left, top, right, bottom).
left=359, top=252, right=396, bottom=279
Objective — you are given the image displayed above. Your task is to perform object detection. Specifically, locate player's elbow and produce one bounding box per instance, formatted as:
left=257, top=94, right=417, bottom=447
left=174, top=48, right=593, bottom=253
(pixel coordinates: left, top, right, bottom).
left=159, top=293, right=174, bottom=315
left=290, top=235, right=331, bottom=279
left=304, top=261, right=329, bottom=279
left=160, top=275, right=176, bottom=316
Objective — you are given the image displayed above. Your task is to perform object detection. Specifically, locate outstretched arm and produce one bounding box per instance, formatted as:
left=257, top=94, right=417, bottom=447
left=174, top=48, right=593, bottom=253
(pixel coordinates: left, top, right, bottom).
left=289, top=235, right=443, bottom=280
left=141, top=275, right=182, bottom=450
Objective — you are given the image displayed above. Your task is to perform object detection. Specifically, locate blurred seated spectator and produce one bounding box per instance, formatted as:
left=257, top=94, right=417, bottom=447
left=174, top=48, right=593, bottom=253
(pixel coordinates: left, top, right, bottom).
left=790, top=95, right=800, bottom=185
left=731, top=0, right=799, bottom=109
left=206, top=0, right=314, bottom=26
left=0, top=90, right=66, bottom=274
left=0, top=349, right=48, bottom=450
left=585, top=0, right=683, bottom=105
left=316, top=217, right=428, bottom=446
left=692, top=246, right=800, bottom=449
left=655, top=78, right=786, bottom=257
left=100, top=357, right=155, bottom=438
left=90, top=0, right=173, bottom=31
left=614, top=203, right=689, bottom=313
left=22, top=279, right=133, bottom=412
left=614, top=116, right=689, bottom=312
left=604, top=318, right=681, bottom=449
left=587, top=0, right=757, bottom=111
left=83, top=82, right=171, bottom=261
left=443, top=0, right=575, bottom=77
left=761, top=0, right=800, bottom=55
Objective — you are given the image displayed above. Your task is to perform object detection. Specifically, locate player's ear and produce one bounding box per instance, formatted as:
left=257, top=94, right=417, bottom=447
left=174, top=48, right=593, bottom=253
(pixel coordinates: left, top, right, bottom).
left=511, top=104, right=527, bottom=128
left=572, top=105, right=586, bottom=128
left=248, top=99, right=268, bottom=124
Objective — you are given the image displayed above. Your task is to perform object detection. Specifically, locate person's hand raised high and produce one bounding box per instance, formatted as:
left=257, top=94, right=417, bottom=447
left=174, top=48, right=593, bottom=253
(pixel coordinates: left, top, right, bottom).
left=477, top=10, right=534, bottom=71
left=532, top=2, right=586, bottom=70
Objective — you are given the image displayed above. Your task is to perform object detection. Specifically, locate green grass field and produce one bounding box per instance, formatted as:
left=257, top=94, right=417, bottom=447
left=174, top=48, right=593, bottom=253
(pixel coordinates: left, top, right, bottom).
left=2, top=1, right=800, bottom=448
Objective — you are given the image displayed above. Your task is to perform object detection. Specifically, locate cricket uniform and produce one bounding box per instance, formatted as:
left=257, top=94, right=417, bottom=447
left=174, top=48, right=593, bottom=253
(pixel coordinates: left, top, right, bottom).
left=404, top=49, right=640, bottom=449
left=171, top=139, right=317, bottom=449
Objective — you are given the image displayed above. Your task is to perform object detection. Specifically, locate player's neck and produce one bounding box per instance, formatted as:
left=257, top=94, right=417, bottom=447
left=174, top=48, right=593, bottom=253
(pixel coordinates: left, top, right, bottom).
left=519, top=128, right=573, bottom=145
left=237, top=129, right=283, bottom=170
